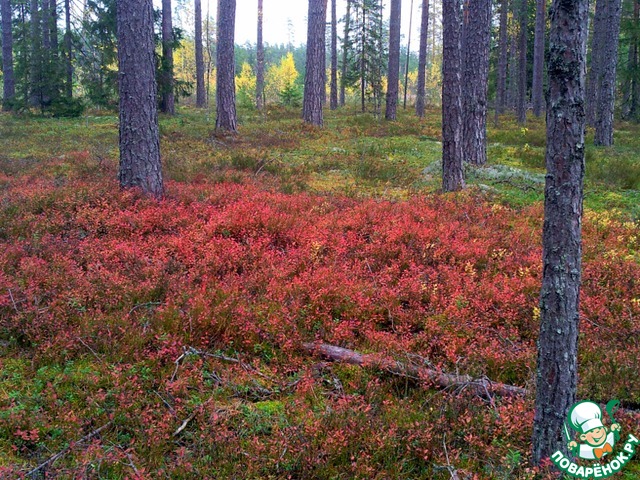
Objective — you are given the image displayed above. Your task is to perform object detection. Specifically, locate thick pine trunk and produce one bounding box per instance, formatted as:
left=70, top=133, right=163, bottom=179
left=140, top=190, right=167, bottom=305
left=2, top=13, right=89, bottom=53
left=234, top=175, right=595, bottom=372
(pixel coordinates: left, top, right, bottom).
left=496, top=0, right=508, bottom=117
left=385, top=0, right=401, bottom=120
left=303, top=0, right=327, bottom=126
left=517, top=0, right=528, bottom=124
left=117, top=0, right=164, bottom=199
left=532, top=0, right=546, bottom=117
left=340, top=0, right=351, bottom=107
left=586, top=0, right=606, bottom=126
left=41, top=0, right=49, bottom=51
left=256, top=0, right=264, bottom=110
left=216, top=0, right=238, bottom=132
left=1, top=0, right=16, bottom=110
left=462, top=0, right=491, bottom=166
left=64, top=0, right=72, bottom=98
left=194, top=0, right=206, bottom=108
left=594, top=0, right=622, bottom=146
left=532, top=0, right=588, bottom=465
left=415, top=0, right=429, bottom=117
left=442, top=0, right=465, bottom=192
left=330, top=0, right=338, bottom=110
left=160, top=0, right=175, bottom=115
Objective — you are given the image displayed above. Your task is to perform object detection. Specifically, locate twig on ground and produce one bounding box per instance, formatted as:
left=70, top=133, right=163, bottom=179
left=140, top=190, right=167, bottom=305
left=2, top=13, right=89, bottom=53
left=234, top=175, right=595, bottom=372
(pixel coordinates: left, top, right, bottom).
left=76, top=337, right=106, bottom=366
left=8, top=288, right=20, bottom=313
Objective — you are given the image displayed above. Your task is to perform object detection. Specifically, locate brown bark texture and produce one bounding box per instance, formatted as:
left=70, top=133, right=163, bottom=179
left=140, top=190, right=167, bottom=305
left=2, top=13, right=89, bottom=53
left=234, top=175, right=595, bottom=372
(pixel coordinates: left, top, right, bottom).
left=117, top=0, right=164, bottom=199
left=532, top=0, right=588, bottom=465
left=303, top=0, right=327, bottom=126
left=1, top=0, right=16, bottom=109
left=532, top=0, right=546, bottom=117
left=385, top=0, right=401, bottom=120
left=330, top=0, right=338, bottom=110
left=415, top=0, right=429, bottom=117
left=216, top=0, right=238, bottom=132
left=194, top=0, right=206, bottom=108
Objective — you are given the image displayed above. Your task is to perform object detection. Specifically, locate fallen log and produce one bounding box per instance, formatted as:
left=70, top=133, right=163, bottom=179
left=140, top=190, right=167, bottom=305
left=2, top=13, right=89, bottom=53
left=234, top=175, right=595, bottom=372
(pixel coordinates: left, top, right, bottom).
left=302, top=342, right=527, bottom=398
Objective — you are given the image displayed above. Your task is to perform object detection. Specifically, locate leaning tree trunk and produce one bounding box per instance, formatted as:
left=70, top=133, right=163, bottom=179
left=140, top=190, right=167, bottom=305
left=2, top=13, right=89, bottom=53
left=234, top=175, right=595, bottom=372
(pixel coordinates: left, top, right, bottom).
left=415, top=0, right=429, bottom=117
left=532, top=0, right=588, bottom=465
left=160, top=0, right=175, bottom=114
left=256, top=0, right=265, bottom=110
left=330, top=0, right=338, bottom=110
left=194, top=0, right=206, bottom=108
left=117, top=0, right=164, bottom=199
left=442, top=0, right=465, bottom=192
left=462, top=0, right=491, bottom=166
left=1, top=0, right=16, bottom=110
left=64, top=0, right=73, bottom=98
left=340, top=0, right=351, bottom=107
left=385, top=0, right=402, bottom=120
left=586, top=0, right=606, bottom=126
left=302, top=0, right=327, bottom=126
left=532, top=0, right=546, bottom=117
left=216, top=0, right=238, bottom=132
left=594, top=0, right=622, bottom=146
left=496, top=0, right=508, bottom=119
left=517, top=0, right=528, bottom=124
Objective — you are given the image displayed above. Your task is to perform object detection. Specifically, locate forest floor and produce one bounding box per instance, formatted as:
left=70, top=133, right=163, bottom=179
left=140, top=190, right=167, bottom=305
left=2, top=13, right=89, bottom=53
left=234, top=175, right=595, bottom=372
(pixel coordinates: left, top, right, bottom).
left=1, top=107, right=639, bottom=479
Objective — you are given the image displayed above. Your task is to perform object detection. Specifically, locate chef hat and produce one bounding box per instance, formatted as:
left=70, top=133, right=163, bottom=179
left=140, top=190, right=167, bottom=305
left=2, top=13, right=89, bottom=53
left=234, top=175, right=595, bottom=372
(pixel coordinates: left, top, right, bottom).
left=569, top=401, right=604, bottom=434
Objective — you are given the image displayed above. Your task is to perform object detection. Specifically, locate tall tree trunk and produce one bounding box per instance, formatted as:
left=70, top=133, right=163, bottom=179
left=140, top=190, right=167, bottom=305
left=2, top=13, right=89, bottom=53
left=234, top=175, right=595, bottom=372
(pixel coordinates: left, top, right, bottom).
left=303, top=0, right=327, bottom=126
left=64, top=0, right=72, bottom=98
left=30, top=0, right=41, bottom=107
left=360, top=2, right=365, bottom=113
left=507, top=17, right=518, bottom=109
left=415, top=0, right=429, bottom=117
left=496, top=0, right=508, bottom=118
left=41, top=0, right=49, bottom=51
left=256, top=0, right=265, bottom=110
left=117, top=0, right=164, bottom=199
left=442, top=0, right=465, bottom=191
left=216, top=0, right=237, bottom=132
left=629, top=0, right=640, bottom=120
left=340, top=0, right=351, bottom=106
left=385, top=0, right=401, bottom=120
left=594, top=0, right=622, bottom=145
left=532, top=0, right=546, bottom=117
left=49, top=0, right=58, bottom=56
left=462, top=0, right=491, bottom=166
left=517, top=0, right=528, bottom=124
left=532, top=0, right=588, bottom=465
left=403, top=0, right=414, bottom=109
left=586, top=0, right=606, bottom=126
left=194, top=0, right=206, bottom=108
left=330, top=0, right=338, bottom=110
left=160, top=0, right=175, bottom=114
left=1, top=0, right=16, bottom=110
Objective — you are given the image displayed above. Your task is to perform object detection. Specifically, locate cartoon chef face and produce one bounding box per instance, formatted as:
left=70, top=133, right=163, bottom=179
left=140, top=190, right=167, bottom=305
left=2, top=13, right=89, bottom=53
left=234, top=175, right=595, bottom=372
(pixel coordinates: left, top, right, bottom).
left=581, top=426, right=608, bottom=447
left=570, top=401, right=610, bottom=445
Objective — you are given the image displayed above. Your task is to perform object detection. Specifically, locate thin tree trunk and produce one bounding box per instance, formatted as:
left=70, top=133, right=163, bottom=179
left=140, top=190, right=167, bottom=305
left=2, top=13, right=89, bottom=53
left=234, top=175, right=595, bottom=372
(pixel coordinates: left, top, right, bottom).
left=30, top=0, right=41, bottom=107
left=194, top=0, right=206, bottom=108
left=117, top=0, right=164, bottom=199
left=403, top=0, right=414, bottom=109
left=496, top=0, right=508, bottom=118
left=49, top=0, right=58, bottom=56
left=256, top=0, right=265, bottom=110
left=385, top=0, right=401, bottom=120
left=586, top=0, right=606, bottom=126
left=629, top=0, right=640, bottom=120
left=360, top=3, right=365, bottom=113
left=442, top=0, right=465, bottom=192
left=594, top=0, right=622, bottom=146
left=216, top=0, right=238, bottom=132
left=160, top=0, right=175, bottom=114
left=507, top=16, right=518, bottom=109
left=330, top=0, right=338, bottom=110
left=303, top=0, right=327, bottom=126
left=415, top=0, right=429, bottom=117
left=1, top=0, right=16, bottom=109
left=64, top=0, right=73, bottom=98
left=532, top=0, right=546, bottom=117
left=462, top=0, right=491, bottom=166
left=517, top=0, right=528, bottom=124
left=532, top=0, right=588, bottom=465
left=340, top=0, right=351, bottom=106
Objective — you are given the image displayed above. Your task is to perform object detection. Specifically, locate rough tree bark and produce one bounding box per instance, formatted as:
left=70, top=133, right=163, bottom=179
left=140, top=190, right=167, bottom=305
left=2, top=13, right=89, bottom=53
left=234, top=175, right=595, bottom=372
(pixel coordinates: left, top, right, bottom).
left=532, top=0, right=588, bottom=465
left=302, top=0, right=327, bottom=126
left=160, top=0, right=175, bottom=114
left=117, top=0, right=164, bottom=199
left=627, top=0, right=640, bottom=120
left=462, top=0, right=491, bottom=166
left=594, top=0, right=622, bottom=146
left=415, top=0, right=429, bottom=117
left=216, top=0, right=238, bottom=132
left=330, top=0, right=338, bottom=110
left=194, top=0, right=206, bottom=108
left=496, top=0, right=508, bottom=118
left=41, top=0, right=49, bottom=51
left=256, top=0, right=265, bottom=110
left=403, top=0, right=414, bottom=109
left=442, top=0, right=465, bottom=191
left=517, top=0, right=528, bottom=124
left=586, top=0, right=606, bottom=126
left=385, top=0, right=401, bottom=120
left=532, top=0, right=546, bottom=117
left=29, top=0, right=41, bottom=107
left=1, top=0, right=16, bottom=110
left=64, top=0, right=73, bottom=98
left=340, top=0, right=351, bottom=107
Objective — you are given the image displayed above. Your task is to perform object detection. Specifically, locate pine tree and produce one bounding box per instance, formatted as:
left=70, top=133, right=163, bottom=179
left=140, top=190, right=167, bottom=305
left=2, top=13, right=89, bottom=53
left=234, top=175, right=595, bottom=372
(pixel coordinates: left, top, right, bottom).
left=303, top=0, right=327, bottom=126
left=385, top=0, right=401, bottom=120
left=330, top=0, right=338, bottom=110
left=195, top=0, right=206, bottom=108
left=1, top=0, right=16, bottom=110
left=415, top=0, right=429, bottom=117
left=256, top=0, right=265, bottom=110
left=160, top=0, right=175, bottom=114
left=532, top=0, right=546, bottom=117
left=216, top=0, right=238, bottom=132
